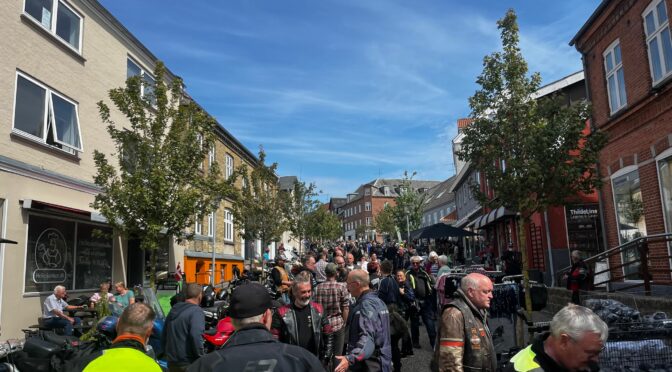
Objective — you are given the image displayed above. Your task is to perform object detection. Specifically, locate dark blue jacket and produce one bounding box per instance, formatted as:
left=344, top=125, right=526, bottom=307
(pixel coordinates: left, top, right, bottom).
left=186, top=324, right=323, bottom=372
left=346, top=291, right=392, bottom=372
left=377, top=275, right=400, bottom=305
left=161, top=301, right=205, bottom=365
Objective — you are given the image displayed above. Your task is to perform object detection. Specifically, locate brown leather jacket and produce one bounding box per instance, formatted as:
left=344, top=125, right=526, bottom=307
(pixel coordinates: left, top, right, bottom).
left=432, top=289, right=496, bottom=372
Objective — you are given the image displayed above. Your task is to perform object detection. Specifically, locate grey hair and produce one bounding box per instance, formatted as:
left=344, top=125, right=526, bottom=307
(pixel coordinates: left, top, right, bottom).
left=231, top=314, right=264, bottom=329
left=410, top=255, right=422, bottom=263
left=550, top=304, right=608, bottom=343
left=438, top=255, right=449, bottom=265
left=54, top=285, right=65, bottom=294
left=460, top=275, right=480, bottom=292
left=571, top=250, right=582, bottom=259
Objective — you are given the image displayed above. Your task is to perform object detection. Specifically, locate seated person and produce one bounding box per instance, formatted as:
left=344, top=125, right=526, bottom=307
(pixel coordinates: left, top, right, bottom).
left=43, top=285, right=84, bottom=336
left=89, top=281, right=115, bottom=309
left=112, top=282, right=135, bottom=316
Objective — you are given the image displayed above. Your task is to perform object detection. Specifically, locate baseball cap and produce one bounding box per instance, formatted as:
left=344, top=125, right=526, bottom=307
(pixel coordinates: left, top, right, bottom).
left=228, top=283, right=274, bottom=318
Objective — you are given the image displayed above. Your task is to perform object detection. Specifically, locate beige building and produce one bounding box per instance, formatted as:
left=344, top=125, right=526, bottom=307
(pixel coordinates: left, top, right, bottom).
left=0, top=0, right=256, bottom=339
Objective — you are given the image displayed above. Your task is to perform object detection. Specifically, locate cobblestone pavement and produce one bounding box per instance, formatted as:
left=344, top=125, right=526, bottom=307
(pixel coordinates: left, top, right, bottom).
left=400, top=325, right=434, bottom=372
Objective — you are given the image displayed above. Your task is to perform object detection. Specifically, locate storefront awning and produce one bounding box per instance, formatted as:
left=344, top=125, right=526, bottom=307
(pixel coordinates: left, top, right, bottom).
left=21, top=199, right=107, bottom=222
left=475, top=206, right=517, bottom=229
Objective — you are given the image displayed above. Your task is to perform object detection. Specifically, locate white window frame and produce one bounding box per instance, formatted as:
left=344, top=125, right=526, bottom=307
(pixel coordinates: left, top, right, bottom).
left=359, top=205, right=362, bottom=213
left=603, top=39, right=628, bottom=114
left=208, top=145, right=215, bottom=167
left=364, top=188, right=370, bottom=196
left=224, top=209, right=233, bottom=242
left=225, top=154, right=234, bottom=179
left=655, top=147, right=672, bottom=277
left=12, top=71, right=83, bottom=153
left=365, top=202, right=371, bottom=211
left=23, top=0, right=83, bottom=53
left=195, top=215, right=202, bottom=235
left=127, top=58, right=156, bottom=101
left=643, top=0, right=672, bottom=86
left=197, top=134, right=204, bottom=170
left=366, top=217, right=371, bottom=226
left=207, top=212, right=214, bottom=237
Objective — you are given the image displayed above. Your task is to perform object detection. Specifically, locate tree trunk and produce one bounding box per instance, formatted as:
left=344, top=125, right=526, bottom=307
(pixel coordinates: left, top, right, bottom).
left=517, top=216, right=533, bottom=318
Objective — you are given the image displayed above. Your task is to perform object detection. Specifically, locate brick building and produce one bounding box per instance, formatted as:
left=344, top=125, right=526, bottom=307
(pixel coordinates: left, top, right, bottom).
left=341, top=179, right=439, bottom=242
left=572, top=0, right=672, bottom=282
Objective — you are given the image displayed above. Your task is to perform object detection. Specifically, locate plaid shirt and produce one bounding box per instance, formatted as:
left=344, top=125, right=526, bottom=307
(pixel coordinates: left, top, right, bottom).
left=315, top=279, right=350, bottom=333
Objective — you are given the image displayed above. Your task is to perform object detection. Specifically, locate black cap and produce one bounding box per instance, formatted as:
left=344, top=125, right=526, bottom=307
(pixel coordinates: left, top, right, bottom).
left=228, top=283, right=273, bottom=318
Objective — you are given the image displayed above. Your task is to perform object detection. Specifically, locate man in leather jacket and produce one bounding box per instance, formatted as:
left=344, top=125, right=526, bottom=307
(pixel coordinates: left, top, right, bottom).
left=271, top=273, right=329, bottom=358
left=432, top=273, right=496, bottom=372
left=187, top=283, right=322, bottom=372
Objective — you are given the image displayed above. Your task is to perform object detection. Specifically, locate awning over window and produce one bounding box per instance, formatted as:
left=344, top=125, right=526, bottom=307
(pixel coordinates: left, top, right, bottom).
left=21, top=199, right=106, bottom=222
left=474, top=206, right=517, bottom=229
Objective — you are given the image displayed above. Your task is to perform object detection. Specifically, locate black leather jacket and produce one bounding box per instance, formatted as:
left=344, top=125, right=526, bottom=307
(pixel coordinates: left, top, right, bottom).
left=271, top=302, right=328, bottom=358
left=186, top=324, right=323, bottom=372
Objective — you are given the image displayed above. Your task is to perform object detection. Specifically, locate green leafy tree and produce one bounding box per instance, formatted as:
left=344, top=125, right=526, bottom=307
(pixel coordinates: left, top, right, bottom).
left=355, top=224, right=368, bottom=240
left=392, top=171, right=427, bottom=241
left=305, top=207, right=343, bottom=242
left=283, top=180, right=321, bottom=245
left=231, top=148, right=287, bottom=266
left=458, top=10, right=606, bottom=313
left=92, top=62, right=237, bottom=289
left=374, top=204, right=397, bottom=238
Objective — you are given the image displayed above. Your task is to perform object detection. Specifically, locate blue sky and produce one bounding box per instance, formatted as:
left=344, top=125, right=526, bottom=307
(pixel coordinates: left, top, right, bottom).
left=101, top=0, right=601, bottom=201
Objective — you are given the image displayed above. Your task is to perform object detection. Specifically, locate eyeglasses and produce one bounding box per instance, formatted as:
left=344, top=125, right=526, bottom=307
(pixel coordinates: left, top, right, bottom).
left=566, top=334, right=605, bottom=358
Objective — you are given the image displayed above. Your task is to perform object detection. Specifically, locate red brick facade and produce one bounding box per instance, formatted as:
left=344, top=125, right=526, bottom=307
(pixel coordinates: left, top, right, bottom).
left=574, top=0, right=672, bottom=280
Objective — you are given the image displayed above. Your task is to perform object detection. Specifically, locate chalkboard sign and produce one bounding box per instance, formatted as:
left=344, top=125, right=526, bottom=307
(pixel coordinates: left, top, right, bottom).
left=75, top=224, right=113, bottom=290
left=24, top=214, right=112, bottom=293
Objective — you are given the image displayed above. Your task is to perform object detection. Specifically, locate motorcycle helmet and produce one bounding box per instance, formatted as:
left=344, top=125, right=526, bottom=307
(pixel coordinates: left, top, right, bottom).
left=97, top=316, right=118, bottom=339
left=201, top=285, right=215, bottom=308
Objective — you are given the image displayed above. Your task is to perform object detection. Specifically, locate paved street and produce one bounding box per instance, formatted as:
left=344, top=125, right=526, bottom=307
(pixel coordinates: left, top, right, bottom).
left=400, top=324, right=434, bottom=372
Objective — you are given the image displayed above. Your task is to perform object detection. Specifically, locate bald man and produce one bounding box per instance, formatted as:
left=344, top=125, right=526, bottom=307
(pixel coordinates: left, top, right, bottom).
left=432, top=273, right=496, bottom=372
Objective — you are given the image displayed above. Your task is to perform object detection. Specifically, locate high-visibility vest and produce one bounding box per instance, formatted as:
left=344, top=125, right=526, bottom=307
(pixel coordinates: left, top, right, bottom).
left=509, top=344, right=544, bottom=372
left=83, top=347, right=161, bottom=372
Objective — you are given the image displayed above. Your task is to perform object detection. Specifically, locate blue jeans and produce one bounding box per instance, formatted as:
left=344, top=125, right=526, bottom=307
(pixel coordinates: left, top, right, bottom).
left=410, top=296, right=436, bottom=348
left=44, top=316, right=81, bottom=336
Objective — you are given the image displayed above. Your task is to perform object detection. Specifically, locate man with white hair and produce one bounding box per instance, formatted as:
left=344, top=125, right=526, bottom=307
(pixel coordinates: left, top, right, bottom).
left=42, top=285, right=85, bottom=336
left=432, top=273, right=496, bottom=371
left=507, top=304, right=607, bottom=371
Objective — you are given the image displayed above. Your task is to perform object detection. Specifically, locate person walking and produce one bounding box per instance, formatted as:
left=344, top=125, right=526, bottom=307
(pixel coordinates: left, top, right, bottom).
left=395, top=269, right=415, bottom=357
left=432, top=273, right=496, bottom=372
left=406, top=256, right=437, bottom=349
left=162, top=283, right=205, bottom=372
left=566, top=250, right=591, bottom=305
left=334, top=269, right=392, bottom=372
left=377, top=261, right=407, bottom=372
left=83, top=303, right=161, bottom=372
left=187, top=283, right=323, bottom=372
left=315, top=263, right=350, bottom=361
left=506, top=304, right=607, bottom=372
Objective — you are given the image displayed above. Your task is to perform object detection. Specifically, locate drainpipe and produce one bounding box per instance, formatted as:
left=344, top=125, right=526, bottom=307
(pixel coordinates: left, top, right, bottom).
left=544, top=211, right=555, bottom=286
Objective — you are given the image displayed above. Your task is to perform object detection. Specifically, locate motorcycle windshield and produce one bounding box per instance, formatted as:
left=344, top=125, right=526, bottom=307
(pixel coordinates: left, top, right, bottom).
left=136, top=287, right=165, bottom=320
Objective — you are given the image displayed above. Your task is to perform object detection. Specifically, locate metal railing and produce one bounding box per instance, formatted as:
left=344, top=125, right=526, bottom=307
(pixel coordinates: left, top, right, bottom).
left=555, top=233, right=672, bottom=295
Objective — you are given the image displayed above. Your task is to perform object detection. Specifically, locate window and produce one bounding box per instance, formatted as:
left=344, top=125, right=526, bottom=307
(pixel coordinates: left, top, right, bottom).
left=195, top=215, right=202, bottom=235
left=12, top=72, right=83, bottom=153
left=207, top=212, right=214, bottom=237
left=224, top=209, right=233, bottom=241
left=644, top=0, right=672, bottom=85
left=197, top=134, right=204, bottom=170
left=365, top=202, right=371, bottom=211
left=208, top=146, right=215, bottom=168
left=366, top=217, right=371, bottom=226
left=364, top=188, right=370, bottom=196
left=657, top=154, right=672, bottom=258
left=225, top=154, right=234, bottom=179
left=603, top=40, right=627, bottom=114
left=127, top=58, right=156, bottom=104
left=359, top=205, right=362, bottom=213
left=24, top=0, right=82, bottom=52
left=612, top=169, right=646, bottom=279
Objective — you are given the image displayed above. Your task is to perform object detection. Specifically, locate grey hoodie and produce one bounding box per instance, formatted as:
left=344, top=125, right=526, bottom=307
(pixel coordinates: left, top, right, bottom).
left=161, top=301, right=205, bottom=365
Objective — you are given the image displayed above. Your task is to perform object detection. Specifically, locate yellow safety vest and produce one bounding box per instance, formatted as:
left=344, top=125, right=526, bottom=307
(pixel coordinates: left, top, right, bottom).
left=83, top=347, right=161, bottom=372
left=509, top=344, right=544, bottom=372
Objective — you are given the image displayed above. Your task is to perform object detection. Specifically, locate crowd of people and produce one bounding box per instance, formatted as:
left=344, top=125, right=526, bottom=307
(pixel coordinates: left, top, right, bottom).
left=44, top=240, right=609, bottom=372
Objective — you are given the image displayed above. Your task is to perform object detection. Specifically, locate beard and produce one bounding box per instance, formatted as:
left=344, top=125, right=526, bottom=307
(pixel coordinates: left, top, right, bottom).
left=296, top=298, right=311, bottom=307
